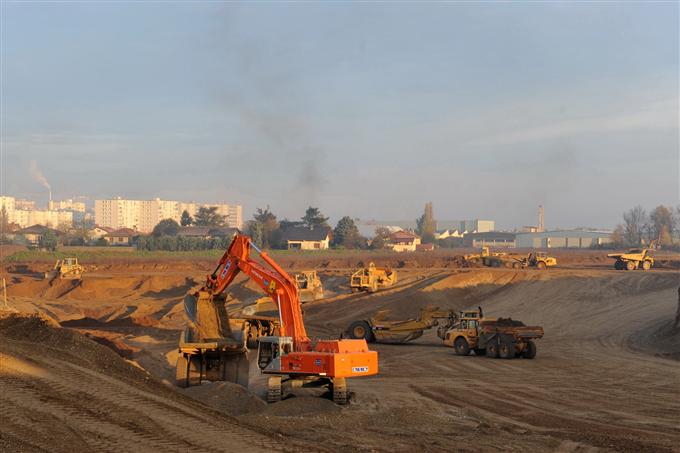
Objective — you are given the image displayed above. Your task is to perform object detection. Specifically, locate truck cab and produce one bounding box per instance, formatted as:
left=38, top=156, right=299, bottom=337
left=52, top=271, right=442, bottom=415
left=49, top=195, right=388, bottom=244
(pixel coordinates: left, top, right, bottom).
left=438, top=310, right=483, bottom=353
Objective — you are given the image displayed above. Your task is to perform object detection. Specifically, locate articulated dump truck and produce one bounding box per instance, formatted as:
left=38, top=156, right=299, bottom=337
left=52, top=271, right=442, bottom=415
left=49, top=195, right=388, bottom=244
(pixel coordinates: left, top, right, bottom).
left=438, top=308, right=544, bottom=359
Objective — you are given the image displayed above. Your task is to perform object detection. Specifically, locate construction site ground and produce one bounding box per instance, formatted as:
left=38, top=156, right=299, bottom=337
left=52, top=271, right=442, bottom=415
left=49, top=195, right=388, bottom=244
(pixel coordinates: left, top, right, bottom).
left=1, top=249, right=679, bottom=452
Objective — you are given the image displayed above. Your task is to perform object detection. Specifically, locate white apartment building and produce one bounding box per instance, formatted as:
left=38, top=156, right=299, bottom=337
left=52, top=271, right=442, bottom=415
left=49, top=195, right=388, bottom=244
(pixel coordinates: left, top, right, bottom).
left=49, top=199, right=86, bottom=213
left=0, top=195, right=74, bottom=228
left=14, top=209, right=73, bottom=228
left=95, top=197, right=243, bottom=233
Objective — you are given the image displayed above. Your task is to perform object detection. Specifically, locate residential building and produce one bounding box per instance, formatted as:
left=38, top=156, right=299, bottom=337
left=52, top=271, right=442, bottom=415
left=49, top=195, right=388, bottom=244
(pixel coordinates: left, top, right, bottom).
left=15, top=199, right=36, bottom=210
left=1, top=195, right=75, bottom=228
left=515, top=230, right=612, bottom=248
left=15, top=224, right=61, bottom=247
left=0, top=196, right=16, bottom=220
left=49, top=199, right=86, bottom=213
left=13, top=209, right=73, bottom=229
left=281, top=226, right=332, bottom=250
left=389, top=230, right=422, bottom=252
left=104, top=228, right=139, bottom=246
left=95, top=197, right=243, bottom=233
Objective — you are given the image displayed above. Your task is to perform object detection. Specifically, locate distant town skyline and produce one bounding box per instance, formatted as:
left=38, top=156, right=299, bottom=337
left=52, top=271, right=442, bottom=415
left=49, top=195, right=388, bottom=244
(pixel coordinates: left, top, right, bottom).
left=2, top=3, right=678, bottom=230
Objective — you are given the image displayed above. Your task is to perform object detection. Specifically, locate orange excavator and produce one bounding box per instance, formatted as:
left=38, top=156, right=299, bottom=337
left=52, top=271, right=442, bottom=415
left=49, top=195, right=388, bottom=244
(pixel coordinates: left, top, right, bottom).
left=179, top=235, right=378, bottom=404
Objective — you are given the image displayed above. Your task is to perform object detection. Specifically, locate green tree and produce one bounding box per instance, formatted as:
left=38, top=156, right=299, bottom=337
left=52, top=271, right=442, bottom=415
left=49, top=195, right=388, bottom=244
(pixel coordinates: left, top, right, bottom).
left=39, top=230, right=58, bottom=251
left=301, top=207, right=329, bottom=230
left=248, top=206, right=279, bottom=248
left=370, top=227, right=391, bottom=250
left=152, top=218, right=180, bottom=237
left=415, top=202, right=436, bottom=244
left=194, top=206, right=226, bottom=227
left=180, top=210, right=194, bottom=226
left=333, top=216, right=363, bottom=249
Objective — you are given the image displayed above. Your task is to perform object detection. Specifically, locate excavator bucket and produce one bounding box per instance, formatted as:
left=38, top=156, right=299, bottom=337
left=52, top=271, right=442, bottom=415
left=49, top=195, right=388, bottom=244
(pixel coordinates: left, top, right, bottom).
left=178, top=292, right=250, bottom=387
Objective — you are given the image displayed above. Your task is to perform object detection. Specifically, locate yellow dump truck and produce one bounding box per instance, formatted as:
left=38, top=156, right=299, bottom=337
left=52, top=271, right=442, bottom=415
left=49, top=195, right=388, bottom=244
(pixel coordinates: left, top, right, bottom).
left=350, top=263, right=397, bottom=293
left=295, top=270, right=324, bottom=302
left=438, top=308, right=544, bottom=359
left=608, top=248, right=654, bottom=271
left=176, top=293, right=279, bottom=388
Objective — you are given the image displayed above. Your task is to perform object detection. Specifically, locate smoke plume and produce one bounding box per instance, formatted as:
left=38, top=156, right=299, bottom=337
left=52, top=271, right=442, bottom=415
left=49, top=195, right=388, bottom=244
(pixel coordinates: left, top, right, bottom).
left=29, top=159, right=51, bottom=191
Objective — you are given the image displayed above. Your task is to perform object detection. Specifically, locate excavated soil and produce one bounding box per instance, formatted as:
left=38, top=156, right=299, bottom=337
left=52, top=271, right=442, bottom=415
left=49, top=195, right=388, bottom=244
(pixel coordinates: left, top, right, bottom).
left=2, top=256, right=679, bottom=452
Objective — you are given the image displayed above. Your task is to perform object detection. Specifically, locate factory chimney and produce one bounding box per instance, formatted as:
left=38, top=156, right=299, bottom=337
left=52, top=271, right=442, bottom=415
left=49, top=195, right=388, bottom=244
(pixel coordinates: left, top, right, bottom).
left=538, top=205, right=545, bottom=232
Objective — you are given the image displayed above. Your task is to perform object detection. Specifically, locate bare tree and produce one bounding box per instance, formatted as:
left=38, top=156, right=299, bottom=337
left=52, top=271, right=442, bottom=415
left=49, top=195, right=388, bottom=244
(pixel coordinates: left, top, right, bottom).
left=622, top=206, right=646, bottom=246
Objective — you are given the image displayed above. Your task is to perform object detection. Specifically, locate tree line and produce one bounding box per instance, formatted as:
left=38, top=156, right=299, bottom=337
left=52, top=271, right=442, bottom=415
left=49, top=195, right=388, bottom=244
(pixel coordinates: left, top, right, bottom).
left=611, top=205, right=678, bottom=248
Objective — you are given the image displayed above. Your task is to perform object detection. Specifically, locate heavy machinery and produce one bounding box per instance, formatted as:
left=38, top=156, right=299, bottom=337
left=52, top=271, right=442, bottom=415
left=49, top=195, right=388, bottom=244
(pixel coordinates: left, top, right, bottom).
left=44, top=258, right=84, bottom=281
left=350, top=263, right=397, bottom=293
left=295, top=270, right=324, bottom=302
left=608, top=248, right=655, bottom=271
left=345, top=306, right=456, bottom=344
left=438, top=307, right=544, bottom=359
left=512, top=251, right=557, bottom=269
left=176, top=235, right=378, bottom=404
left=464, top=247, right=513, bottom=268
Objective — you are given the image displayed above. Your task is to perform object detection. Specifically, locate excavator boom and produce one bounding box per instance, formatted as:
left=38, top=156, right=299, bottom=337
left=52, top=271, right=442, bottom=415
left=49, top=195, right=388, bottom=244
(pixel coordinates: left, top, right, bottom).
left=206, top=236, right=309, bottom=347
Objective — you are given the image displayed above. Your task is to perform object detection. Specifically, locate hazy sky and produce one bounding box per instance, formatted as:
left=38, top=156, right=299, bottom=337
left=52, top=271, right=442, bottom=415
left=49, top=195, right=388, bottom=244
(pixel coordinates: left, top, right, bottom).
left=1, top=2, right=678, bottom=229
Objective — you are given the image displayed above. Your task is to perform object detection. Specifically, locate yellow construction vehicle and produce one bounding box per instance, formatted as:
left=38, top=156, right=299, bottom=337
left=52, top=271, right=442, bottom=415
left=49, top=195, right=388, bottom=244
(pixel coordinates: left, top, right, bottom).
left=512, top=251, right=557, bottom=269
left=438, top=307, right=544, bottom=359
left=44, top=258, right=84, bottom=281
left=608, top=248, right=655, bottom=271
left=350, top=262, right=397, bottom=293
left=345, top=306, right=456, bottom=343
left=294, top=270, right=324, bottom=302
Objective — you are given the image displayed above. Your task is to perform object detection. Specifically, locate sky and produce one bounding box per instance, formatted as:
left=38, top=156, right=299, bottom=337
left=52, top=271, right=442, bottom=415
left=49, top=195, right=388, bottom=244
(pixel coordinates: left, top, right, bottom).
left=1, top=2, right=678, bottom=230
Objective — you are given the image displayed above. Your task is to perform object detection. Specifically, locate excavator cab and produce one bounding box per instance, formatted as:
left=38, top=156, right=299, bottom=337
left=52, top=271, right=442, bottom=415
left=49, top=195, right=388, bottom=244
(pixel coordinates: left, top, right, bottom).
left=257, top=336, right=293, bottom=372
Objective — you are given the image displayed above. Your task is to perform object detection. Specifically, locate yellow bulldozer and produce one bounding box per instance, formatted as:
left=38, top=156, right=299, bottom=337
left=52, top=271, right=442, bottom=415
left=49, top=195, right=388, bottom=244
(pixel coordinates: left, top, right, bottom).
left=44, top=258, right=84, bottom=282
left=294, top=270, right=324, bottom=302
left=350, top=262, right=397, bottom=293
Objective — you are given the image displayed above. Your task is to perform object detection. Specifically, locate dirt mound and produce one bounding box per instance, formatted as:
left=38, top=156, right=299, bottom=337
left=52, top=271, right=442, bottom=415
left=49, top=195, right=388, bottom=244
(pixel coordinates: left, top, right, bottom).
left=181, top=381, right=267, bottom=416
left=0, top=312, right=290, bottom=452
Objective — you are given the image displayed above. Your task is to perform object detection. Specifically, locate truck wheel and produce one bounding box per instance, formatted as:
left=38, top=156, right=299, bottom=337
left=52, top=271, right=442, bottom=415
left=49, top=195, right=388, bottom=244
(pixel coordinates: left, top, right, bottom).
left=536, top=261, right=546, bottom=270
left=499, top=338, right=515, bottom=359
left=522, top=340, right=537, bottom=359
left=486, top=339, right=499, bottom=358
left=454, top=337, right=470, bottom=356
left=625, top=261, right=636, bottom=271
left=641, top=260, right=652, bottom=271
left=347, top=321, right=375, bottom=342
left=175, top=355, right=189, bottom=388
left=188, top=356, right=201, bottom=386
left=614, top=260, right=624, bottom=270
